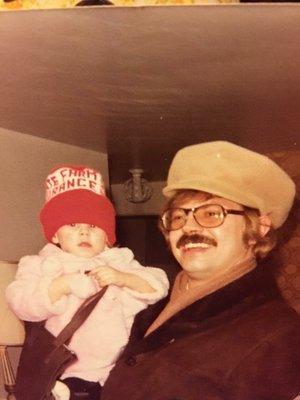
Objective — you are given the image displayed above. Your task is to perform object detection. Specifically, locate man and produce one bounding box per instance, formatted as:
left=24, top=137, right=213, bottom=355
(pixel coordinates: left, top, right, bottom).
left=102, top=141, right=300, bottom=400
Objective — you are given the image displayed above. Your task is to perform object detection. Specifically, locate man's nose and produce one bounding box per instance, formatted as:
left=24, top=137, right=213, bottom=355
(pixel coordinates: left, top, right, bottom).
left=182, top=211, right=202, bottom=233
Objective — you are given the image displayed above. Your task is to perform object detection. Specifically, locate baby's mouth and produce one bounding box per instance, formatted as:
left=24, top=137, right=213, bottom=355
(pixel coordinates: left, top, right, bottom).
left=79, top=242, right=92, bottom=248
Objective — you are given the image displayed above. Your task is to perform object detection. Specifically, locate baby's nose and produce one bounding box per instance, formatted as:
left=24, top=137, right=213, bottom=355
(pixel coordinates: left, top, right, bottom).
left=79, top=224, right=90, bottom=234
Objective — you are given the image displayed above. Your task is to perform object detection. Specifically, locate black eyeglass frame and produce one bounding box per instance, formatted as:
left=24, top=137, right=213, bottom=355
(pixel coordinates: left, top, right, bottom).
left=161, top=204, right=245, bottom=231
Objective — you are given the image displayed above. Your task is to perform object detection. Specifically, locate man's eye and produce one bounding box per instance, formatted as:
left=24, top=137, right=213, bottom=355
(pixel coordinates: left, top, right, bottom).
left=205, top=211, right=221, bottom=218
left=69, top=223, right=76, bottom=227
left=171, top=213, right=184, bottom=221
left=90, top=225, right=96, bottom=228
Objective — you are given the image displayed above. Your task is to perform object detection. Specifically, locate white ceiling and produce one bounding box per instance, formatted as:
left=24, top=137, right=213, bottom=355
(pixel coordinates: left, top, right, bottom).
left=0, top=4, right=299, bottom=183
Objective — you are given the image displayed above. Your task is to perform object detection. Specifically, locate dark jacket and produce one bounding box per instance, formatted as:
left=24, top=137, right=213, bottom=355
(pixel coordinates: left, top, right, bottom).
left=102, top=264, right=300, bottom=400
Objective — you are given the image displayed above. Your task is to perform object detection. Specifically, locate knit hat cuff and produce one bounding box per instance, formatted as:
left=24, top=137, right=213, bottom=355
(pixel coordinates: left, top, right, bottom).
left=40, top=190, right=116, bottom=245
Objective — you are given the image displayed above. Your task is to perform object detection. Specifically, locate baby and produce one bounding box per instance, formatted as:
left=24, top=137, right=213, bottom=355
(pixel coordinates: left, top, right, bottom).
left=6, top=165, right=169, bottom=400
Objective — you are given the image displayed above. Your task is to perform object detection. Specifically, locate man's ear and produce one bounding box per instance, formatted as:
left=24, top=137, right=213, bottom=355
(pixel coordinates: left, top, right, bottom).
left=259, top=215, right=272, bottom=237
left=52, top=233, right=59, bottom=244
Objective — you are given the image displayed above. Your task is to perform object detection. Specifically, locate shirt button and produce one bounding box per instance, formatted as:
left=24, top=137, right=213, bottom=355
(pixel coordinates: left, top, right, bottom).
left=125, top=356, right=137, bottom=366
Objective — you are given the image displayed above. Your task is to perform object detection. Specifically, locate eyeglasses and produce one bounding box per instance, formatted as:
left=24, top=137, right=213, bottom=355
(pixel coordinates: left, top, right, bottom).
left=161, top=204, right=245, bottom=231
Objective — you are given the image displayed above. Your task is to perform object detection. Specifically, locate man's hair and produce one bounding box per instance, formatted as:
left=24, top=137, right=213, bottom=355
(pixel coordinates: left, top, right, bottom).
left=158, top=189, right=277, bottom=259
left=242, top=208, right=277, bottom=258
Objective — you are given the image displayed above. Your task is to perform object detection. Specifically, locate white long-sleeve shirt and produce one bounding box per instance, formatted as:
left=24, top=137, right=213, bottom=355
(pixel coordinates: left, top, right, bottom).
left=6, top=244, right=169, bottom=384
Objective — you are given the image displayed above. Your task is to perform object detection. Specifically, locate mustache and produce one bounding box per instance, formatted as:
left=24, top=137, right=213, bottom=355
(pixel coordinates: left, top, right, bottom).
left=176, top=233, right=217, bottom=249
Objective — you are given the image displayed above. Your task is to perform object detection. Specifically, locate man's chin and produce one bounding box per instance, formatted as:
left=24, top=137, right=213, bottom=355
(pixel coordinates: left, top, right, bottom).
left=180, top=257, right=209, bottom=274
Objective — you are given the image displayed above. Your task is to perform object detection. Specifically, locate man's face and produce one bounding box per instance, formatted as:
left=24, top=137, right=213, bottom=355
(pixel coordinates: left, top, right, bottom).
left=52, top=223, right=107, bottom=258
left=168, top=193, right=253, bottom=279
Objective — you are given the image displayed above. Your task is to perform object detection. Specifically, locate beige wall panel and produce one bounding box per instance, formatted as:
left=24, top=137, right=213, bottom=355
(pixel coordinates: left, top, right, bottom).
left=0, top=128, right=108, bottom=261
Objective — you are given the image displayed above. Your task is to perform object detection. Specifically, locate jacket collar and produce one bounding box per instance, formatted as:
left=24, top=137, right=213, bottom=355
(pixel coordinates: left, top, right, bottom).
left=124, top=260, right=279, bottom=357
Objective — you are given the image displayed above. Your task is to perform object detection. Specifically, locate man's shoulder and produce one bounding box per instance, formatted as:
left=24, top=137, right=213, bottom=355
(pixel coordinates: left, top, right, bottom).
left=234, top=297, right=300, bottom=333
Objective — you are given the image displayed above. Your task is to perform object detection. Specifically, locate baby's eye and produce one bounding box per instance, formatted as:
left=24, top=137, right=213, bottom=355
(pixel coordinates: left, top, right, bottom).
left=69, top=223, right=77, bottom=227
left=89, top=224, right=96, bottom=228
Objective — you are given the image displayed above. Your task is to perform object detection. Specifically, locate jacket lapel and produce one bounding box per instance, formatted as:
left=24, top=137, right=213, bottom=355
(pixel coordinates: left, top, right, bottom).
left=124, top=261, right=279, bottom=358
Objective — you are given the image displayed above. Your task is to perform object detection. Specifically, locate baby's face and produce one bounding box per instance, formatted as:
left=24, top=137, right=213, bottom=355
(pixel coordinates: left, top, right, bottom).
left=52, top=223, right=107, bottom=258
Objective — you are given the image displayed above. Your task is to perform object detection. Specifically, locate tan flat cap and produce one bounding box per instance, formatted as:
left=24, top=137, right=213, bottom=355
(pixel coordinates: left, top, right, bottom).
left=163, top=141, right=295, bottom=228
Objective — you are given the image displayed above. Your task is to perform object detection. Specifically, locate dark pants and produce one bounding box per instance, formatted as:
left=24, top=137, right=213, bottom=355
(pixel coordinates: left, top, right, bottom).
left=62, top=377, right=102, bottom=400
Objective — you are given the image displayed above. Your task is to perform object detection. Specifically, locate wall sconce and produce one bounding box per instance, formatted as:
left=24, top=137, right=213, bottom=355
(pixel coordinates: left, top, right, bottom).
left=123, top=169, right=153, bottom=203
left=0, top=261, right=25, bottom=399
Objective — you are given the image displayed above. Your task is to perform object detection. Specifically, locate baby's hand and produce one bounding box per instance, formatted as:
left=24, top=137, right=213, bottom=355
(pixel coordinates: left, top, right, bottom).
left=49, top=273, right=98, bottom=303
left=89, top=266, right=155, bottom=293
left=48, top=273, right=78, bottom=303
left=89, top=266, right=128, bottom=288
left=68, top=273, right=98, bottom=299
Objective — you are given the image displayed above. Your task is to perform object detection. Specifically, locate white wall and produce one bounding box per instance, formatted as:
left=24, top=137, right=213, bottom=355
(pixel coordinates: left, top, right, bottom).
left=0, top=127, right=109, bottom=261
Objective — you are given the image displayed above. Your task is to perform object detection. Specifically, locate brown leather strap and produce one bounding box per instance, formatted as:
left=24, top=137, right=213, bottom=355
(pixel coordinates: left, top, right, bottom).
left=54, top=286, right=108, bottom=346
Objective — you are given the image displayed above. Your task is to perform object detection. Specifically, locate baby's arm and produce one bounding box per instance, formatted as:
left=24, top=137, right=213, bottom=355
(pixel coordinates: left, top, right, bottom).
left=6, top=255, right=97, bottom=321
left=88, top=266, right=155, bottom=293
left=42, top=256, right=98, bottom=301
left=48, top=274, right=78, bottom=303
left=89, top=247, right=169, bottom=317
left=96, top=247, right=169, bottom=296
left=6, top=255, right=69, bottom=321
left=121, top=260, right=169, bottom=303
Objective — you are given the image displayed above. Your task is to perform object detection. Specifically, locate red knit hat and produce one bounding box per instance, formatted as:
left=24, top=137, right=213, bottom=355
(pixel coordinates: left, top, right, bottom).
left=39, top=165, right=116, bottom=245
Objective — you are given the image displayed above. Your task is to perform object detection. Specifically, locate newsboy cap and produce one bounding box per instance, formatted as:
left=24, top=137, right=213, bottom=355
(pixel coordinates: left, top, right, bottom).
left=163, top=141, right=295, bottom=228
